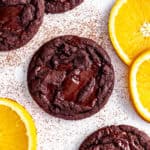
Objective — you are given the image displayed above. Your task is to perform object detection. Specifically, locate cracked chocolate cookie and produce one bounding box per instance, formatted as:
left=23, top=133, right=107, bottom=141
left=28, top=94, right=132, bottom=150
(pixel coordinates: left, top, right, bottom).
left=27, top=35, right=114, bottom=120
left=79, top=125, right=150, bottom=150
left=0, top=0, right=44, bottom=51
left=45, top=0, right=83, bottom=14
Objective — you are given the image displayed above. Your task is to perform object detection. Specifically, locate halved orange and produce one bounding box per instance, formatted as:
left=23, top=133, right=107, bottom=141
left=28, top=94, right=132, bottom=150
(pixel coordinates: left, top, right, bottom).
left=0, top=98, right=36, bottom=150
left=129, top=50, right=150, bottom=122
left=109, top=0, right=150, bottom=65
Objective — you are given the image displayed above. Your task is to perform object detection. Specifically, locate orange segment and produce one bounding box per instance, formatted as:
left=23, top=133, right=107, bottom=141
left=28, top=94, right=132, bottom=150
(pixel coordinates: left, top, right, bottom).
left=109, top=0, right=150, bottom=65
left=0, top=98, right=36, bottom=150
left=129, top=50, right=150, bottom=122
left=137, top=60, right=150, bottom=110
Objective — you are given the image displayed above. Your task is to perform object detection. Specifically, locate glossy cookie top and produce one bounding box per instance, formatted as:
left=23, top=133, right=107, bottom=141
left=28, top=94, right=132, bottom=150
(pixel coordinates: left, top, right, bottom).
left=0, top=0, right=44, bottom=51
left=80, top=125, right=150, bottom=150
left=27, top=35, right=114, bottom=120
left=45, top=0, right=83, bottom=14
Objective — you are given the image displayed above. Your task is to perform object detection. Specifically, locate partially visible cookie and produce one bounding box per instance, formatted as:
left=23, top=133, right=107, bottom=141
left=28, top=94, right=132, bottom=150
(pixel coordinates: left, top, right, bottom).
left=79, top=125, right=150, bottom=150
left=0, top=0, right=44, bottom=51
left=27, top=35, right=114, bottom=120
left=45, top=0, right=84, bottom=14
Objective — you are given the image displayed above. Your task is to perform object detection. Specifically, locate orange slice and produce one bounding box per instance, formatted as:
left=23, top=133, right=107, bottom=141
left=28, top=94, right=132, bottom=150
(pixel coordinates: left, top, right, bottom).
left=129, top=50, right=150, bottom=122
left=109, top=0, right=150, bottom=65
left=0, top=98, right=36, bottom=150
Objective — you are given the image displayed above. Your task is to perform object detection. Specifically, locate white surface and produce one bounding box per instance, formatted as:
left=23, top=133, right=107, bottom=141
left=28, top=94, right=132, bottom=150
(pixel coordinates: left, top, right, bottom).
left=0, top=0, right=149, bottom=150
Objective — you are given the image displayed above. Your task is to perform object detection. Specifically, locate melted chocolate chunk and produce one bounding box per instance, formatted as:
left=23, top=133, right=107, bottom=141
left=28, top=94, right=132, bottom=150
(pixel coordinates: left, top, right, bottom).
left=27, top=35, right=114, bottom=120
left=79, top=125, right=150, bottom=150
left=0, top=0, right=44, bottom=51
left=45, top=0, right=83, bottom=14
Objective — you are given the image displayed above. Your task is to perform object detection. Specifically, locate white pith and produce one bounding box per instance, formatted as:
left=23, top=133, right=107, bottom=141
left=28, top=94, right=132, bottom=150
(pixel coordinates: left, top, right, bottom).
left=140, top=22, right=150, bottom=37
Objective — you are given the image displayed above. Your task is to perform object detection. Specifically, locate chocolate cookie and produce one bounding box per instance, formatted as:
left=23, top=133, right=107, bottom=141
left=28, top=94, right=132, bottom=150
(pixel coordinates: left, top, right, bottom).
left=0, top=0, right=44, bottom=51
left=79, top=125, right=150, bottom=150
left=27, top=35, right=114, bottom=120
left=45, top=0, right=83, bottom=14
